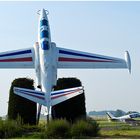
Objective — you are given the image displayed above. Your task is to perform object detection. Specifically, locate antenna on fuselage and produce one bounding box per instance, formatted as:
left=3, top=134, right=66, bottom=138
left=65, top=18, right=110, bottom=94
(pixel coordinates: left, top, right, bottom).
left=37, top=9, right=49, bottom=15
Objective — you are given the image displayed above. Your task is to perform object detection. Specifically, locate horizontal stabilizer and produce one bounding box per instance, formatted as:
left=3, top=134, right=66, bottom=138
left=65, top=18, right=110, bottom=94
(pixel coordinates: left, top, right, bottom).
left=14, top=87, right=46, bottom=106
left=51, top=86, right=84, bottom=106
left=14, top=86, right=84, bottom=107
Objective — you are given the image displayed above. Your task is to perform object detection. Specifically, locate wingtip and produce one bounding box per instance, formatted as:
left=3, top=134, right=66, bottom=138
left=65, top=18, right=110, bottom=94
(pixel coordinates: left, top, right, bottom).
left=125, top=51, right=131, bottom=74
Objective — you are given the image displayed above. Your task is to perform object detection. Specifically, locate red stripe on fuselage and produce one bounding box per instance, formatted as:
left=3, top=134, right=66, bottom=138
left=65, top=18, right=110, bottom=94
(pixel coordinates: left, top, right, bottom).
left=58, top=57, right=112, bottom=62
left=0, top=57, right=32, bottom=62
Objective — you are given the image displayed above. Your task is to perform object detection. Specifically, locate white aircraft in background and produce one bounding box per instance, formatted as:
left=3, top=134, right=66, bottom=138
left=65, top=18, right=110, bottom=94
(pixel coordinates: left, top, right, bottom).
left=0, top=9, right=131, bottom=122
left=106, top=112, right=140, bottom=122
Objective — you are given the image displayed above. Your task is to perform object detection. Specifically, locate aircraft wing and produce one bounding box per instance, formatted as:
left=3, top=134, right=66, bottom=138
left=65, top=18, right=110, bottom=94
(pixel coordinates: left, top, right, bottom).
left=51, top=86, right=83, bottom=106
left=14, top=87, right=46, bottom=106
left=0, top=48, right=34, bottom=68
left=57, top=47, right=131, bottom=73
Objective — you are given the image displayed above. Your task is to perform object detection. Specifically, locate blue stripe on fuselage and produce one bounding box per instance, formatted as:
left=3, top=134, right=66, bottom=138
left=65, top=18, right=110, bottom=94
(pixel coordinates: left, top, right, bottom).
left=40, top=30, right=49, bottom=39
left=40, top=19, right=48, bottom=27
left=0, top=50, right=31, bottom=58
left=41, top=41, right=49, bottom=50
left=59, top=50, right=114, bottom=61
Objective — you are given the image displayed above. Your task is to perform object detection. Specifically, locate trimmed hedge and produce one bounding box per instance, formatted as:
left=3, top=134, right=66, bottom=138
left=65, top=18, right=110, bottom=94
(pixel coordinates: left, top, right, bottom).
left=52, top=78, right=86, bottom=122
left=8, top=78, right=37, bottom=125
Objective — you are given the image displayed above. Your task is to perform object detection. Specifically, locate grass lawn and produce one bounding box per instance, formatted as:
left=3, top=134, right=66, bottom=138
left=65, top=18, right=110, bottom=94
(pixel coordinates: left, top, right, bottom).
left=13, top=119, right=140, bottom=139
left=97, top=119, right=140, bottom=138
left=1, top=117, right=140, bottom=138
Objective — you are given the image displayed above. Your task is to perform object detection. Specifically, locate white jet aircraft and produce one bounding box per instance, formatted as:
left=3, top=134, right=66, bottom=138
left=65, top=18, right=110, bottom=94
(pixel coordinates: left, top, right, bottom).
left=0, top=9, right=131, bottom=121
left=106, top=112, right=140, bottom=122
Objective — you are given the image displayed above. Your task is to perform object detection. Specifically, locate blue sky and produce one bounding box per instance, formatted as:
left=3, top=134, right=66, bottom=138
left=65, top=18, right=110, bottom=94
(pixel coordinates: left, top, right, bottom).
left=0, top=1, right=140, bottom=116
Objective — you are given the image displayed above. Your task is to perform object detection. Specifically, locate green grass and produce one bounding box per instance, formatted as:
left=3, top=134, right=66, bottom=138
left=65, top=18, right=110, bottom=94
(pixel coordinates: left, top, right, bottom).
left=100, top=130, right=140, bottom=138
left=97, top=119, right=140, bottom=138
left=0, top=119, right=23, bottom=138
left=0, top=119, right=100, bottom=139
left=1, top=117, right=140, bottom=138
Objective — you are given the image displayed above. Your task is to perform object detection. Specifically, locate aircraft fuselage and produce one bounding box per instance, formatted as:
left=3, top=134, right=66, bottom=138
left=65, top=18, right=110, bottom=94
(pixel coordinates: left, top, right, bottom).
left=38, top=9, right=57, bottom=111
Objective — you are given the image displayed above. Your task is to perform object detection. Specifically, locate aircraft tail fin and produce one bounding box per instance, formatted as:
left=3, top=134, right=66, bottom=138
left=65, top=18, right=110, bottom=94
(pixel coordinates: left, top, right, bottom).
left=106, top=112, right=115, bottom=119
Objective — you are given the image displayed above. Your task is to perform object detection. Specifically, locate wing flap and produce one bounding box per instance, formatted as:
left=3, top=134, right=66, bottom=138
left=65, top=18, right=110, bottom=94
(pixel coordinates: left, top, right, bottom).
left=57, top=47, right=128, bottom=69
left=51, top=86, right=83, bottom=106
left=0, top=48, right=34, bottom=68
left=14, top=87, right=46, bottom=106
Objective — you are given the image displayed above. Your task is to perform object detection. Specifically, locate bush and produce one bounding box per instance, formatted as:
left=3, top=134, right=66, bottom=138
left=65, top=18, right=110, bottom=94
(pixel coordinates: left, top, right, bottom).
left=21, top=125, right=44, bottom=138
left=0, top=119, right=43, bottom=139
left=43, top=119, right=71, bottom=138
left=0, top=119, right=100, bottom=138
left=71, top=120, right=100, bottom=138
left=90, top=120, right=100, bottom=136
left=0, top=119, right=22, bottom=138
left=0, top=119, right=4, bottom=138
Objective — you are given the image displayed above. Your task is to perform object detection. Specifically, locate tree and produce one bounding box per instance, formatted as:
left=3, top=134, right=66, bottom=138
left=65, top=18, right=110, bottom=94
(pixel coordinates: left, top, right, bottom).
left=51, top=78, right=86, bottom=122
left=126, top=111, right=138, bottom=115
left=114, top=109, right=126, bottom=117
left=8, top=78, right=37, bottom=125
